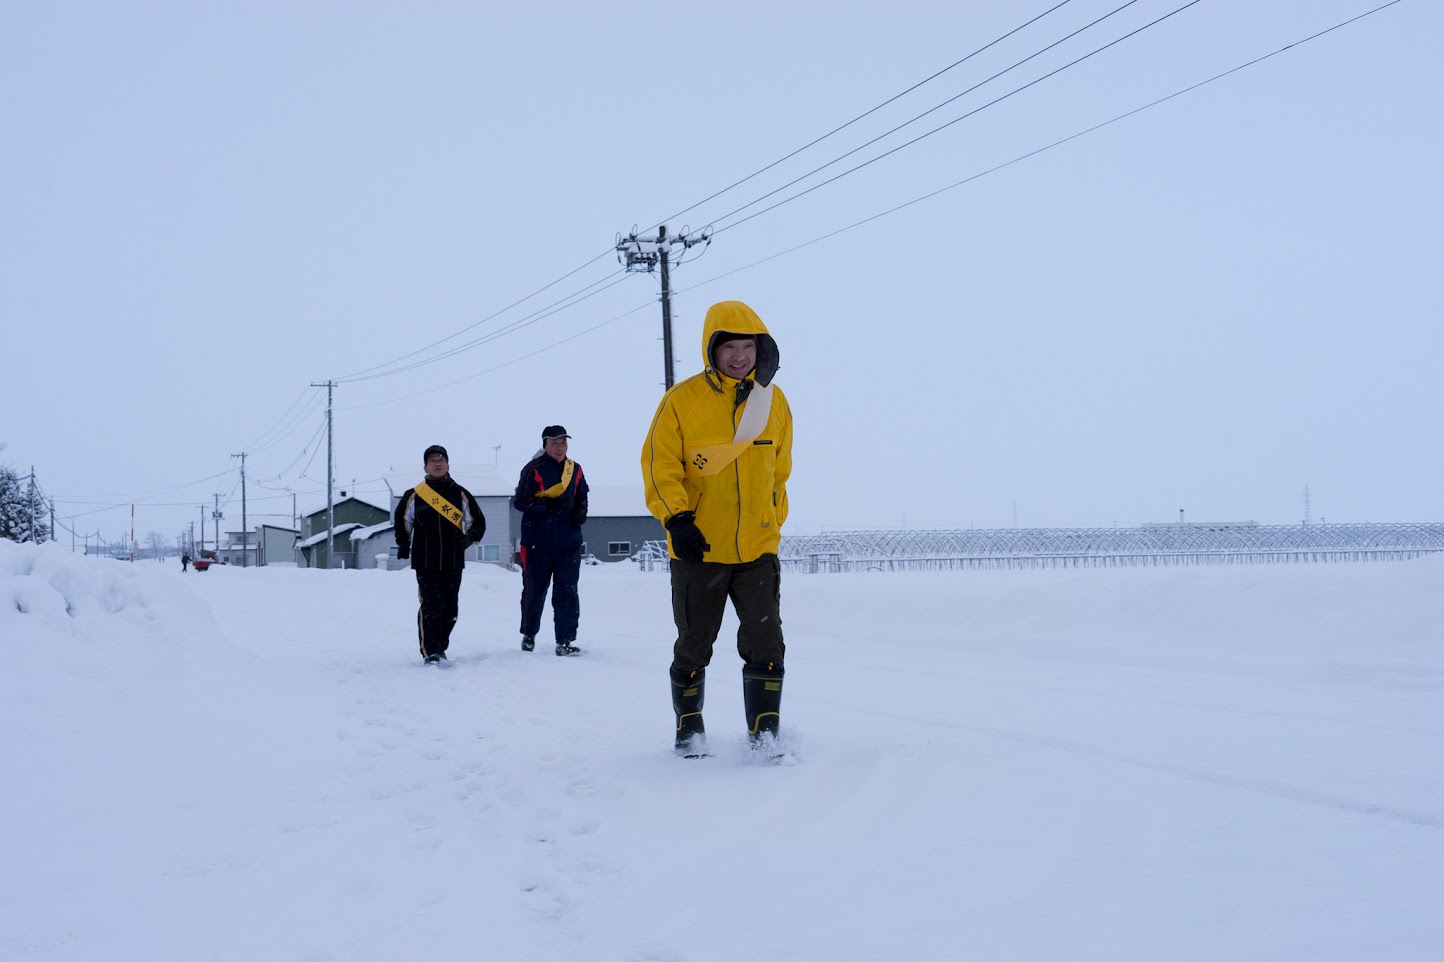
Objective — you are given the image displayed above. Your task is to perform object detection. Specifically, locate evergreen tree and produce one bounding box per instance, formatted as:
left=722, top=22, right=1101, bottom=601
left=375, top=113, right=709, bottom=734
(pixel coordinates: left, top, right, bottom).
left=25, top=473, right=51, bottom=542
left=0, top=465, right=25, bottom=542
left=0, top=465, right=51, bottom=542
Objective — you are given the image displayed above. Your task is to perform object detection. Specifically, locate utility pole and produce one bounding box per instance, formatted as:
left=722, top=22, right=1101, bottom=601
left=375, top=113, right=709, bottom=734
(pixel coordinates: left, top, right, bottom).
left=232, top=451, right=248, bottom=566
left=1302, top=483, right=1312, bottom=525
left=49, top=498, right=56, bottom=544
left=212, top=493, right=223, bottom=561
left=616, top=224, right=711, bottom=389
left=198, top=505, right=206, bottom=553
left=311, top=380, right=335, bottom=567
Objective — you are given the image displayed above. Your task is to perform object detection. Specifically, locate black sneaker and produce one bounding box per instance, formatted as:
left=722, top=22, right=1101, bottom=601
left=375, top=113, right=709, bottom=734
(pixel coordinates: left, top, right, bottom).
left=521, top=635, right=535, bottom=652
left=423, top=653, right=442, bottom=665
left=555, top=641, right=581, bottom=656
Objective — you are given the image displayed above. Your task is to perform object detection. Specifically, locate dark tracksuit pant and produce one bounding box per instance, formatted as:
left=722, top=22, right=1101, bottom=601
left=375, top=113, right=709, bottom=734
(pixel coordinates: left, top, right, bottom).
left=519, top=544, right=582, bottom=641
left=669, top=553, right=784, bottom=673
left=415, top=568, right=463, bottom=658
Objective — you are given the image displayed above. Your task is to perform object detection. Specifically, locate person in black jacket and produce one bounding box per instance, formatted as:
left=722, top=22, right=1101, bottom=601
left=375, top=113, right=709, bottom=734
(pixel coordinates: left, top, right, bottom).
left=512, top=425, right=589, bottom=656
left=393, top=444, right=486, bottom=665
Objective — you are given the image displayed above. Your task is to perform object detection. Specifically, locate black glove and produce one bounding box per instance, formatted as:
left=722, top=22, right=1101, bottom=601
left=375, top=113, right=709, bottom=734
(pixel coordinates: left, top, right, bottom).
left=396, top=545, right=410, bottom=561
left=665, top=511, right=710, bottom=563
left=545, top=496, right=568, bottom=512
left=570, top=506, right=587, bottom=527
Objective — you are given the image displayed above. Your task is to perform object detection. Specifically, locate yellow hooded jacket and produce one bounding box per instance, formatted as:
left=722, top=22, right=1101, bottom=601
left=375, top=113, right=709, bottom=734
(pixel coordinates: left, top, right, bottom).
left=641, top=300, right=793, bottom=565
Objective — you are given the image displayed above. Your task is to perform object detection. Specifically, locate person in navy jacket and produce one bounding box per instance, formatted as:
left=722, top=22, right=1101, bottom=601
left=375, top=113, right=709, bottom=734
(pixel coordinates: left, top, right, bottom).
left=512, top=425, right=589, bottom=655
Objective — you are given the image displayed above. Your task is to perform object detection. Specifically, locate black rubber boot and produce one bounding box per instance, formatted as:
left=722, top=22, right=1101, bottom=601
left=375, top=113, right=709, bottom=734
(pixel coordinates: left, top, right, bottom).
left=670, top=666, right=707, bottom=757
left=742, top=663, right=784, bottom=743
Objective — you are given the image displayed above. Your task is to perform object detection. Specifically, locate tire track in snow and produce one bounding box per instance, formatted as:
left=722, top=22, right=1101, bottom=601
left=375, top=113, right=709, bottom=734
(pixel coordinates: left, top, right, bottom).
left=867, top=703, right=1444, bottom=829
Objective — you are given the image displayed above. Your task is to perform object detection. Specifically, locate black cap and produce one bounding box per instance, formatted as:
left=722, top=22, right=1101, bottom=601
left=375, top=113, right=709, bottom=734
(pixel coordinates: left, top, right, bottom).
left=423, top=444, right=448, bottom=464
left=541, top=425, right=571, bottom=441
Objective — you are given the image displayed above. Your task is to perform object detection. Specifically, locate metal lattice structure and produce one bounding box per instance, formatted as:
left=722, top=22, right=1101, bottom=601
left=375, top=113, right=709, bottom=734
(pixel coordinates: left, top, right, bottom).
left=634, top=523, right=1444, bottom=573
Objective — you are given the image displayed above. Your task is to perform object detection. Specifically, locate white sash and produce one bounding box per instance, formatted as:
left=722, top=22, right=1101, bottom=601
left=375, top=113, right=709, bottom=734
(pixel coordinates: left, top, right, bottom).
left=682, top=382, right=775, bottom=479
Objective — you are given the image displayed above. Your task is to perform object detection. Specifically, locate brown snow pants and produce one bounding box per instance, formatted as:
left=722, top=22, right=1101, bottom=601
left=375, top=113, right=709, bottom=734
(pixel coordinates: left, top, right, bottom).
left=669, top=553, right=784, bottom=673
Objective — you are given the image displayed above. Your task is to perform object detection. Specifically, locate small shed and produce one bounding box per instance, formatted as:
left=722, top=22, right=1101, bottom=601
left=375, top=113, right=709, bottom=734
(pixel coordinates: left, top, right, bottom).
left=258, top=523, right=300, bottom=566
left=351, top=520, right=402, bottom=571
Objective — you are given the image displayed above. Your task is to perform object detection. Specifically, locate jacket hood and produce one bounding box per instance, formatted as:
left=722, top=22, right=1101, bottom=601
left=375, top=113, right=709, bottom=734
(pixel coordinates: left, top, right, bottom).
left=701, top=300, right=780, bottom=388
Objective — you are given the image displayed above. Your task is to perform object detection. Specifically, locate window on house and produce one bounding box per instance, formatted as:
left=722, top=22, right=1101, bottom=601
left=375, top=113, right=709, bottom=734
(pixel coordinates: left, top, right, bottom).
left=608, top=541, right=631, bottom=556
left=482, top=544, right=500, bottom=562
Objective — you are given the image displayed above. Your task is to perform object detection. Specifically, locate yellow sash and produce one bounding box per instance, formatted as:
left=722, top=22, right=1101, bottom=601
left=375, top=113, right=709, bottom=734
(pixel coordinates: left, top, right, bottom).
left=683, top=383, right=774, bottom=479
left=414, top=481, right=465, bottom=530
left=537, top=460, right=575, bottom=498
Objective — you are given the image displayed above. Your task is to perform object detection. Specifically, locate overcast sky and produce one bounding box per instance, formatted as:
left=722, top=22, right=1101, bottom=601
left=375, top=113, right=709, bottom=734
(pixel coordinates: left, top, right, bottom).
left=3, top=0, right=1438, bottom=545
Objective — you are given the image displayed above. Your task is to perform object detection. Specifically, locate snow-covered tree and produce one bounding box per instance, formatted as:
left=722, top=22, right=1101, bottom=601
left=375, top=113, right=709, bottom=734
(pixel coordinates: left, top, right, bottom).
left=0, top=464, right=52, bottom=542
left=0, top=465, right=27, bottom=541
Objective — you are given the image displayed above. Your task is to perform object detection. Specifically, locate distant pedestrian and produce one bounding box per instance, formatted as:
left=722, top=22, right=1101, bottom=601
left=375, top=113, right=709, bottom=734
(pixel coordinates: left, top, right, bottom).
left=181, top=552, right=191, bottom=572
left=641, top=300, right=793, bottom=757
left=512, top=425, right=589, bottom=656
left=393, top=445, right=486, bottom=665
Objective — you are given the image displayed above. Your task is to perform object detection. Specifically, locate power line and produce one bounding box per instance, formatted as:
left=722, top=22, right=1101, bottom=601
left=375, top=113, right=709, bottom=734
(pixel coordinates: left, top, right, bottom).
left=340, top=297, right=658, bottom=411
left=703, top=0, right=1152, bottom=232
left=259, top=415, right=329, bottom=482
left=52, top=468, right=237, bottom=504
left=307, top=1, right=1402, bottom=412
left=248, top=390, right=327, bottom=456
left=711, top=0, right=1206, bottom=237
left=319, top=2, right=1085, bottom=392
left=331, top=253, right=622, bottom=383
left=645, top=0, right=1082, bottom=233
left=240, top=386, right=314, bottom=454
left=334, top=268, right=631, bottom=384
left=676, top=0, right=1406, bottom=293
left=279, top=1, right=1198, bottom=391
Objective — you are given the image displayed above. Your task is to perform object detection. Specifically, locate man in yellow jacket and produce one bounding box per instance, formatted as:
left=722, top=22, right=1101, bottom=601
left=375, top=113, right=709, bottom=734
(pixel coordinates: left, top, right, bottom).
left=641, top=300, right=793, bottom=757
